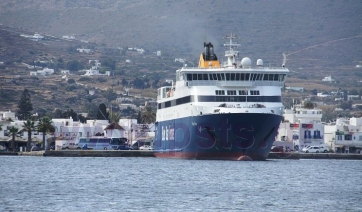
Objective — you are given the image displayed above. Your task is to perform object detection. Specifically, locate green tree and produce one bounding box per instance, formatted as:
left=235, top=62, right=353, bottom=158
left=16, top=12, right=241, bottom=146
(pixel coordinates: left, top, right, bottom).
left=349, top=89, right=359, bottom=95
left=140, top=107, right=156, bottom=124
left=52, top=108, right=63, bottom=118
left=152, top=79, right=160, bottom=88
left=340, top=101, right=353, bottom=110
left=17, top=89, right=33, bottom=120
left=22, top=120, right=37, bottom=152
left=66, top=60, right=84, bottom=72
left=8, top=126, right=20, bottom=152
left=78, top=114, right=87, bottom=123
left=38, top=117, right=55, bottom=150
left=105, top=88, right=117, bottom=102
left=84, top=103, right=98, bottom=119
left=121, top=78, right=128, bottom=86
left=102, top=59, right=116, bottom=70
left=303, top=101, right=315, bottom=109
left=97, top=103, right=109, bottom=120
left=137, top=111, right=141, bottom=124
left=133, top=78, right=144, bottom=89
left=62, top=109, right=78, bottom=121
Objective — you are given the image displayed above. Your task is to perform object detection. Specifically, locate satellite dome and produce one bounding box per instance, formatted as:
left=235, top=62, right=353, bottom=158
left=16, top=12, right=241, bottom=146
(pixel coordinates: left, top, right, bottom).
left=256, top=59, right=263, bottom=66
left=241, top=57, right=251, bottom=68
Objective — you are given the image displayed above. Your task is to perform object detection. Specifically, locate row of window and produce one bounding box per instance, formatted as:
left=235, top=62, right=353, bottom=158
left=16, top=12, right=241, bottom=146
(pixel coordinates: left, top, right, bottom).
left=158, top=95, right=281, bottom=109
left=185, top=73, right=286, bottom=82
left=216, top=90, right=260, bottom=96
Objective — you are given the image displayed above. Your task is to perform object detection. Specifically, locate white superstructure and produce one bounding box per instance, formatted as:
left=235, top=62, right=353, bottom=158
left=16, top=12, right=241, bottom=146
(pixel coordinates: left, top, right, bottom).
left=157, top=34, right=289, bottom=122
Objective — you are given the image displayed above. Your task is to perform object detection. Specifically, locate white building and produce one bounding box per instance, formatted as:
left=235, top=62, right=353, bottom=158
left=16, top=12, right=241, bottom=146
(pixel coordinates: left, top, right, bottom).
left=347, top=95, right=359, bottom=100
left=83, top=60, right=110, bottom=76
left=0, top=117, right=49, bottom=151
left=324, top=117, right=362, bottom=153
left=30, top=68, right=55, bottom=76
left=53, top=118, right=130, bottom=149
left=322, top=75, right=335, bottom=82
left=77, top=48, right=91, bottom=53
left=0, top=111, right=16, bottom=121
left=276, top=103, right=325, bottom=151
left=175, top=58, right=186, bottom=63
left=60, top=70, right=70, bottom=74
left=62, top=35, right=75, bottom=40
left=118, top=103, right=138, bottom=110
left=83, top=68, right=110, bottom=76
left=317, top=92, right=331, bottom=97
left=285, top=86, right=304, bottom=92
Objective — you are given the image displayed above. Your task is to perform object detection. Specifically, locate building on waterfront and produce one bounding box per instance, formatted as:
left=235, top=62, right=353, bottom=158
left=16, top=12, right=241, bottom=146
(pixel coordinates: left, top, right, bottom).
left=324, top=117, right=362, bottom=153
left=52, top=118, right=154, bottom=149
left=275, top=103, right=325, bottom=151
left=0, top=111, right=48, bottom=151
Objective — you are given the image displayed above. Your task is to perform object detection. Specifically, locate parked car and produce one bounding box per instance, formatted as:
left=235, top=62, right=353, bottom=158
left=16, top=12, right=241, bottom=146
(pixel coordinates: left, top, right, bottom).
left=270, top=145, right=284, bottom=153
left=303, top=146, right=323, bottom=153
left=30, top=146, right=39, bottom=151
left=318, top=146, right=329, bottom=153
left=46, top=145, right=55, bottom=150
left=139, top=145, right=154, bottom=150
left=301, top=145, right=311, bottom=152
left=132, top=145, right=139, bottom=150
left=115, top=145, right=133, bottom=150
left=62, top=143, right=78, bottom=150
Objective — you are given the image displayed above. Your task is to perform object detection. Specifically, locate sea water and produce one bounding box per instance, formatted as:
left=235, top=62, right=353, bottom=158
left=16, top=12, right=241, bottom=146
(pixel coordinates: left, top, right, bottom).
left=0, top=156, right=361, bottom=212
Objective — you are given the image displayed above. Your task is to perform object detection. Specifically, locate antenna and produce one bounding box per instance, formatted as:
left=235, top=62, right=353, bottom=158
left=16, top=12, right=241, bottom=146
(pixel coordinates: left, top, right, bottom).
left=282, top=52, right=286, bottom=67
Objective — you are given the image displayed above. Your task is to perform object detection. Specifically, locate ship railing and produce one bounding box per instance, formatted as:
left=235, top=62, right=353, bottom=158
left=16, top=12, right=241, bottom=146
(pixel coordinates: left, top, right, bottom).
left=181, top=66, right=287, bottom=70
left=186, top=81, right=283, bottom=87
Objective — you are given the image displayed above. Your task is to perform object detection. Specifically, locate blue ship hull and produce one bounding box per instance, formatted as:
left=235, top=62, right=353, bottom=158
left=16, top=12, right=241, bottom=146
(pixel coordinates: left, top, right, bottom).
left=154, top=113, right=281, bottom=160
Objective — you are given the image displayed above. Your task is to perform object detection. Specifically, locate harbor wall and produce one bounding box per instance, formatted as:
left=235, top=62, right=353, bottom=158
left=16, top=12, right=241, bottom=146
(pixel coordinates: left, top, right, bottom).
left=19, top=150, right=154, bottom=157
left=13, top=151, right=362, bottom=160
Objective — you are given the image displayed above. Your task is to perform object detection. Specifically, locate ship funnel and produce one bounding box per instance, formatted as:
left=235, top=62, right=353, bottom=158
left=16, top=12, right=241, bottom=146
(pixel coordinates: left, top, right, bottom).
left=209, top=43, right=214, bottom=59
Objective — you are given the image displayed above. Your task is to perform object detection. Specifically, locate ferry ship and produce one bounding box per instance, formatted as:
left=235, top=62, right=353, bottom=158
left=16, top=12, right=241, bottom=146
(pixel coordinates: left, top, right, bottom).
left=154, top=34, right=289, bottom=160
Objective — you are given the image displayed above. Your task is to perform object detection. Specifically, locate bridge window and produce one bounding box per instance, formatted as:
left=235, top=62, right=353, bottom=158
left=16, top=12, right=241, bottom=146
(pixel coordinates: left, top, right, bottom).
left=239, top=90, right=248, bottom=95
left=192, top=74, right=198, bottom=80
left=257, top=74, right=263, bottom=80
left=216, top=90, right=225, bottom=95
left=227, top=90, right=237, bottom=95
left=202, top=74, right=209, bottom=80
left=250, top=90, right=260, bottom=95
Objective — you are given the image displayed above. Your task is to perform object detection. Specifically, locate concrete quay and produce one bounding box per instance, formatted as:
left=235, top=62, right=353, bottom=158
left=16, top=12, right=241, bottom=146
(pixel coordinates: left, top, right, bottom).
left=12, top=151, right=362, bottom=160
left=19, top=150, right=154, bottom=157
left=268, top=152, right=362, bottom=160
left=0, top=151, right=18, bottom=156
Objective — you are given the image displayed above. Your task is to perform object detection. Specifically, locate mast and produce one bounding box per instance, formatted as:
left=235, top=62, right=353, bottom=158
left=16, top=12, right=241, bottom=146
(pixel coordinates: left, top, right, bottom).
left=223, top=33, right=240, bottom=68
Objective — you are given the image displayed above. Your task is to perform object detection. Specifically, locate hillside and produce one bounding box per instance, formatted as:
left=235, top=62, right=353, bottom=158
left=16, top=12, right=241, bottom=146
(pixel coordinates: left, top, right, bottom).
left=0, top=0, right=362, bottom=118
left=0, top=0, right=361, bottom=72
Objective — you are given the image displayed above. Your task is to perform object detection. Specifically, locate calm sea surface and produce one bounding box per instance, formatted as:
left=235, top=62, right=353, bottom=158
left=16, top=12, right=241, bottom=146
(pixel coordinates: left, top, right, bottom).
left=0, top=156, right=361, bottom=212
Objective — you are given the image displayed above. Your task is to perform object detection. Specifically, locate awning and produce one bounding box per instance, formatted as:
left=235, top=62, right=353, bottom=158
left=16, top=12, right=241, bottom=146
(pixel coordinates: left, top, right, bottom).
left=0, top=137, right=8, bottom=142
left=32, top=137, right=43, bottom=143
left=5, top=138, right=27, bottom=143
